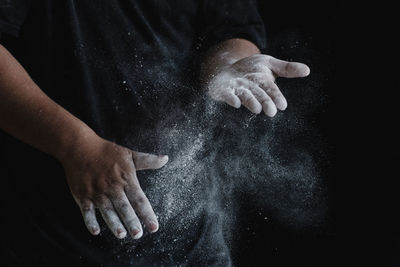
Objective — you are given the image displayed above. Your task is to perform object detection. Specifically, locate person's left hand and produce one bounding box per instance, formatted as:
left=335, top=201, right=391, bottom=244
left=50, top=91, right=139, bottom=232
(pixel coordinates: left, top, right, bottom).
left=207, top=54, right=310, bottom=117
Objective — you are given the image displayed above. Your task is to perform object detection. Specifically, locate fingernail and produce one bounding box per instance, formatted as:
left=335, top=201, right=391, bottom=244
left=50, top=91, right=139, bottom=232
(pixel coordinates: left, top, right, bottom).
left=305, top=66, right=311, bottom=76
left=148, top=221, right=159, bottom=233
left=91, top=227, right=100, bottom=235
left=117, top=228, right=126, bottom=238
left=131, top=228, right=143, bottom=239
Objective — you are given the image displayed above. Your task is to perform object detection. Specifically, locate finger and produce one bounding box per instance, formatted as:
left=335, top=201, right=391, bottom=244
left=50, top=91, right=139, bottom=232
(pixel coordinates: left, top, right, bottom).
left=260, top=81, right=287, bottom=111
left=246, top=84, right=277, bottom=116
left=235, top=87, right=262, bottom=114
left=79, top=200, right=100, bottom=235
left=209, top=89, right=241, bottom=108
left=132, top=152, right=168, bottom=171
left=111, top=194, right=143, bottom=239
left=247, top=82, right=270, bottom=104
left=220, top=90, right=241, bottom=108
left=98, top=198, right=127, bottom=239
left=261, top=97, right=278, bottom=117
left=126, top=182, right=159, bottom=234
left=244, top=73, right=287, bottom=111
left=267, top=56, right=310, bottom=78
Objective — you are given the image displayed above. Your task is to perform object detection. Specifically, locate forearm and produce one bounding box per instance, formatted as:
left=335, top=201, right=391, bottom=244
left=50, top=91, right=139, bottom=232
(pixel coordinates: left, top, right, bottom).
left=0, top=44, right=96, bottom=161
left=200, top=38, right=260, bottom=84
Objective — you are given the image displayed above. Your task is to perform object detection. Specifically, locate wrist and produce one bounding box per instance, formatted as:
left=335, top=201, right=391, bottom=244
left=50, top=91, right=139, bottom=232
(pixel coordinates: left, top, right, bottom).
left=200, top=53, right=235, bottom=86
left=54, top=122, right=100, bottom=164
left=200, top=39, right=261, bottom=85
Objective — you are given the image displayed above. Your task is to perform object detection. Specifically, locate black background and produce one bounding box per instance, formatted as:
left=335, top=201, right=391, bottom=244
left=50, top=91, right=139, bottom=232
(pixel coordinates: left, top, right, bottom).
left=236, top=1, right=399, bottom=266
left=1, top=1, right=398, bottom=266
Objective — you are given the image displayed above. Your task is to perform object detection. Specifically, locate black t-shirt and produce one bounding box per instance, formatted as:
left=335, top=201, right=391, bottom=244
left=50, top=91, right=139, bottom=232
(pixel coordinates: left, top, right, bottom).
left=0, top=1, right=266, bottom=266
left=1, top=0, right=266, bottom=145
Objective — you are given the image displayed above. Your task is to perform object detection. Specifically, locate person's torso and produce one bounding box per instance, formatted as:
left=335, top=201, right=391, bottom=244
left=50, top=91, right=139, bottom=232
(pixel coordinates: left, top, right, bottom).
left=1, top=1, right=233, bottom=266
left=6, top=0, right=204, bottom=147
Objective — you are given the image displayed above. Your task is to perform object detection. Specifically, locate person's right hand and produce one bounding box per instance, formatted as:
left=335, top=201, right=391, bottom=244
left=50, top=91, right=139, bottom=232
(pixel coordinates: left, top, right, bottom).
left=60, top=133, right=168, bottom=239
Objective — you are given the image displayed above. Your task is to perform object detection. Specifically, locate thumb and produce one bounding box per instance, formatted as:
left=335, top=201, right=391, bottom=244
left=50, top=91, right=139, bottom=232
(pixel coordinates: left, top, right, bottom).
left=132, top=151, right=169, bottom=171
left=267, top=56, right=310, bottom=78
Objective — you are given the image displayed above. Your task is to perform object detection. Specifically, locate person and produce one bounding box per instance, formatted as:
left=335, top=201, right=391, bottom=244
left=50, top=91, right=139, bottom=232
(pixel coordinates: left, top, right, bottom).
left=0, top=0, right=310, bottom=265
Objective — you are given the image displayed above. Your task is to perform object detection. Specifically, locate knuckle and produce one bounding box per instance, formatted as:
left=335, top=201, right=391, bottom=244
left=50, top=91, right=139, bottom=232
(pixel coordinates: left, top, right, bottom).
left=102, top=206, right=114, bottom=213
left=118, top=202, right=131, bottom=212
left=270, top=85, right=280, bottom=93
left=265, top=87, right=275, bottom=94
left=81, top=205, right=93, bottom=212
left=93, top=193, right=107, bottom=203
left=97, top=200, right=113, bottom=211
left=134, top=195, right=147, bottom=206
left=262, top=98, right=273, bottom=106
left=242, top=98, right=252, bottom=106
left=128, top=180, right=141, bottom=190
left=124, top=149, right=133, bottom=158
left=239, top=92, right=249, bottom=102
left=104, top=176, right=126, bottom=190
left=258, top=96, right=270, bottom=104
left=250, top=87, right=265, bottom=97
left=120, top=172, right=132, bottom=181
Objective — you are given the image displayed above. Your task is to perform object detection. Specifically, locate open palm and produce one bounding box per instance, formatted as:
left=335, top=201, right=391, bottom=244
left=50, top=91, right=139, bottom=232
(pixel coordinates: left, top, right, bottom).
left=207, top=54, right=310, bottom=117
